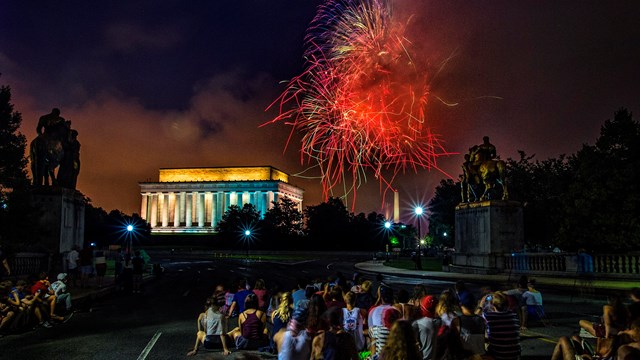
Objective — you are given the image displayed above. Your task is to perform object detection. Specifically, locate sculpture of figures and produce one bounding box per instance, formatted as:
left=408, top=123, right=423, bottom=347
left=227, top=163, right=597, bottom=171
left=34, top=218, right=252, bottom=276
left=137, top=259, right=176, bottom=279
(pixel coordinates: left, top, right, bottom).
left=461, top=136, right=508, bottom=202
left=30, top=108, right=81, bottom=189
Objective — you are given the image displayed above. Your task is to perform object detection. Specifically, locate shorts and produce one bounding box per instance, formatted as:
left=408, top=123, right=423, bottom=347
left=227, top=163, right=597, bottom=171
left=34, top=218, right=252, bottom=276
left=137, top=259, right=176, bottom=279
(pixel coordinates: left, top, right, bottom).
left=203, top=335, right=223, bottom=349
left=95, top=263, right=107, bottom=276
left=235, top=336, right=267, bottom=350
left=80, top=265, right=93, bottom=275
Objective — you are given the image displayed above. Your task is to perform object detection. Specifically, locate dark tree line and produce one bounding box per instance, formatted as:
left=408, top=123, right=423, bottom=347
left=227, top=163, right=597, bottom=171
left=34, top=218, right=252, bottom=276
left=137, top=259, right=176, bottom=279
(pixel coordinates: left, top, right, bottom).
left=427, top=108, right=640, bottom=253
left=215, top=196, right=401, bottom=251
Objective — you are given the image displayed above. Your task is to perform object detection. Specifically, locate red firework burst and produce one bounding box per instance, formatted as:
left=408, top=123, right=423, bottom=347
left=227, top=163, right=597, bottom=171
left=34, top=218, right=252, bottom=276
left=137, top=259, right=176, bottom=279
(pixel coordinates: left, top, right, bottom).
left=264, top=0, right=453, bottom=208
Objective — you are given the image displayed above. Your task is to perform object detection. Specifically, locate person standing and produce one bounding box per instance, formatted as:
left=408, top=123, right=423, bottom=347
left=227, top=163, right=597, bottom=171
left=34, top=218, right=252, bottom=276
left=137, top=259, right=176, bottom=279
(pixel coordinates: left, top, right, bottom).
left=94, top=250, right=107, bottom=288
left=66, top=246, right=80, bottom=287
left=132, top=250, right=145, bottom=294
left=78, top=245, right=94, bottom=288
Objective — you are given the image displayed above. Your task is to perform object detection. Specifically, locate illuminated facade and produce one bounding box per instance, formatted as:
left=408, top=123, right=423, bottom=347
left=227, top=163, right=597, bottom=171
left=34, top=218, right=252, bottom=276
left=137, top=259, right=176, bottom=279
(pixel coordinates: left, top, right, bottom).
left=139, top=166, right=304, bottom=234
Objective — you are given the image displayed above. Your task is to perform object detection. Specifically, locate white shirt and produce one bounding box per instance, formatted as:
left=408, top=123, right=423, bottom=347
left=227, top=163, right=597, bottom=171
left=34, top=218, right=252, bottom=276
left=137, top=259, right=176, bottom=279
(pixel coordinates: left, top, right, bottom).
left=67, top=250, right=79, bottom=269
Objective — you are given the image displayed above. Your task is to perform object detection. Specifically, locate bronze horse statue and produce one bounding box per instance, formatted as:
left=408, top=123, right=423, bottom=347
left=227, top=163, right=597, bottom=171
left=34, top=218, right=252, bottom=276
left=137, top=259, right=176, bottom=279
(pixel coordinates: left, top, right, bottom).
left=462, top=146, right=508, bottom=202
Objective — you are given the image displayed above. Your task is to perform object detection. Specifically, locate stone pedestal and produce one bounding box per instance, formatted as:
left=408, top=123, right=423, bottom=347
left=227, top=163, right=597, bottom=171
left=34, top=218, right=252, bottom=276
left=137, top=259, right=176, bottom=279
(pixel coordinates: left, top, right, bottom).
left=31, top=187, right=85, bottom=254
left=453, top=200, right=523, bottom=273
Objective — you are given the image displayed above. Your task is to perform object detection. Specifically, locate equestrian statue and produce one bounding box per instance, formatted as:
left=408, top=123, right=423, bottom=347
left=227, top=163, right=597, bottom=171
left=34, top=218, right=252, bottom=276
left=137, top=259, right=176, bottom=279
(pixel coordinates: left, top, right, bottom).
left=30, top=108, right=81, bottom=189
left=461, top=136, right=508, bottom=202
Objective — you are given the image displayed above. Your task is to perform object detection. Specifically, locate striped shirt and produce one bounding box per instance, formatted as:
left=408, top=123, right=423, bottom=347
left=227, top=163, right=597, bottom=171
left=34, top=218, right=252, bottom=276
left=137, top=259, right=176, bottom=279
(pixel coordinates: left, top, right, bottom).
left=483, top=310, right=520, bottom=360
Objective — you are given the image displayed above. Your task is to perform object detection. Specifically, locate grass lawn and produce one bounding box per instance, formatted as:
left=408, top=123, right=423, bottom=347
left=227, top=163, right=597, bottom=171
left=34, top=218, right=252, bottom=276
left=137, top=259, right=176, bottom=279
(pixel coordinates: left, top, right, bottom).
left=384, top=257, right=443, bottom=272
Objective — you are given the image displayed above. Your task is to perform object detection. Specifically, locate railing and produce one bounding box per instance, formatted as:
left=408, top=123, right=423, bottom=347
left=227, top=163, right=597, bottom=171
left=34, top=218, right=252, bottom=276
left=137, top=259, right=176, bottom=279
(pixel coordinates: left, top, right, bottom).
left=8, top=252, right=51, bottom=277
left=504, top=252, right=640, bottom=278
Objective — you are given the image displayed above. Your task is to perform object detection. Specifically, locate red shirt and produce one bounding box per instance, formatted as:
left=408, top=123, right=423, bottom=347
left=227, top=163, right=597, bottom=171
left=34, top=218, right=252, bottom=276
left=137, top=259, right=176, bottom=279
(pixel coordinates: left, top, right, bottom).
left=31, top=281, right=49, bottom=296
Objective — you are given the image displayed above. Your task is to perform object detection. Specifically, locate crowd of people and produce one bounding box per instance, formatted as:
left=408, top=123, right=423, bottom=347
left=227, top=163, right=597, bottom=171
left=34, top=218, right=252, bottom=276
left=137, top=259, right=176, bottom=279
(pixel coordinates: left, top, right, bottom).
left=185, top=274, right=640, bottom=360
left=0, top=272, right=74, bottom=335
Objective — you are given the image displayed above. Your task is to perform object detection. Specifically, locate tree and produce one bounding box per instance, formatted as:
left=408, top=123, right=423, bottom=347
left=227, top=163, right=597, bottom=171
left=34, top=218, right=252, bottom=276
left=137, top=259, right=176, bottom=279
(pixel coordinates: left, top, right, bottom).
left=304, top=197, right=351, bottom=250
left=427, top=179, right=460, bottom=248
left=505, top=151, right=573, bottom=250
left=558, top=108, right=640, bottom=252
left=0, top=84, right=34, bottom=250
left=215, top=203, right=262, bottom=248
left=263, top=196, right=304, bottom=238
left=0, top=84, right=29, bottom=192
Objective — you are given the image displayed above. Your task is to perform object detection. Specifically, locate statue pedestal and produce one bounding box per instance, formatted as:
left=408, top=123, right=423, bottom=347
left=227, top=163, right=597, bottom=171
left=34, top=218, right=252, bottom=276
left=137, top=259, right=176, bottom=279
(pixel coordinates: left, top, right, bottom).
left=31, top=187, right=85, bottom=254
left=453, top=200, right=523, bottom=273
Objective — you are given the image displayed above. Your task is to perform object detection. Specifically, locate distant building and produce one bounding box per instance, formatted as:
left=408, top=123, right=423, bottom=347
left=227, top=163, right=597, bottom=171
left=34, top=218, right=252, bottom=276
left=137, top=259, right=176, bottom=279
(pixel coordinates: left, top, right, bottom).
left=139, top=166, right=303, bottom=234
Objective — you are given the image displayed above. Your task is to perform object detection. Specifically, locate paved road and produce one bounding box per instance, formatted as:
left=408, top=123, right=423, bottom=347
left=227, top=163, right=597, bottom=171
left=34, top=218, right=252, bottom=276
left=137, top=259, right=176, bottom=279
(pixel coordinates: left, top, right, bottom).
left=0, top=256, right=607, bottom=359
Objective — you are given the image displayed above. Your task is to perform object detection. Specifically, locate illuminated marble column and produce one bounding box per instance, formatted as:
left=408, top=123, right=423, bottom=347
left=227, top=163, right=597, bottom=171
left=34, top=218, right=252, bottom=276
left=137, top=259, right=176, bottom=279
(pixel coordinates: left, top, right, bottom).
left=230, top=191, right=238, bottom=206
left=161, top=193, right=169, bottom=227
left=149, top=194, right=158, bottom=228
left=179, top=191, right=186, bottom=225
left=185, top=193, right=193, bottom=227
left=197, top=192, right=205, bottom=227
left=173, top=192, right=180, bottom=227
left=205, top=192, right=213, bottom=226
left=211, top=193, right=218, bottom=227
left=140, top=194, right=148, bottom=221
left=191, top=191, right=198, bottom=223
left=267, top=191, right=275, bottom=210
left=243, top=191, right=250, bottom=206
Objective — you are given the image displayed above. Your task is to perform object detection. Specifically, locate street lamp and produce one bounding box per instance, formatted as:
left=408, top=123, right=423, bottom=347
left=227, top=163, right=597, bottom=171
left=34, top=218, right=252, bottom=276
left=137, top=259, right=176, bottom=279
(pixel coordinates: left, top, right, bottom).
left=244, top=229, right=252, bottom=258
left=126, top=224, right=135, bottom=254
left=414, top=206, right=424, bottom=270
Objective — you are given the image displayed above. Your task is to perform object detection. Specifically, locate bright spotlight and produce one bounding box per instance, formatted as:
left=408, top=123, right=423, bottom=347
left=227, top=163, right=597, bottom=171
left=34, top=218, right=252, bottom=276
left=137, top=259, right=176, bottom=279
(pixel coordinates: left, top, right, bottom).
left=127, top=225, right=134, bottom=232
left=245, top=229, right=251, bottom=236
left=414, top=206, right=424, bottom=216
left=384, top=221, right=391, bottom=229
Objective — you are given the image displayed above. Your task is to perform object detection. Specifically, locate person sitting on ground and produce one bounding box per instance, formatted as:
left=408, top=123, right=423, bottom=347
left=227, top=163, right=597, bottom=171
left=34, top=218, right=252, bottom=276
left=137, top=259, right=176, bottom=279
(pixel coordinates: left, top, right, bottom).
left=0, top=289, right=15, bottom=334
left=187, top=297, right=230, bottom=356
left=325, top=285, right=346, bottom=310
left=31, top=272, right=64, bottom=322
left=228, top=278, right=252, bottom=317
left=368, top=286, right=400, bottom=358
left=253, top=279, right=268, bottom=311
left=412, top=295, right=442, bottom=360
left=521, top=278, right=544, bottom=328
left=618, top=319, right=640, bottom=359
left=342, top=291, right=366, bottom=351
left=212, top=284, right=226, bottom=313
left=225, top=293, right=268, bottom=351
left=8, top=279, right=51, bottom=328
left=50, top=273, right=73, bottom=314
left=436, top=288, right=463, bottom=359
left=551, top=331, right=593, bottom=360
left=395, top=288, right=419, bottom=321
left=355, top=280, right=374, bottom=311
left=458, top=291, right=486, bottom=358
left=483, top=291, right=521, bottom=360
left=292, top=279, right=308, bottom=309
left=504, top=275, right=529, bottom=330
left=276, top=302, right=314, bottom=360
left=380, top=319, right=422, bottom=360
left=269, top=292, right=293, bottom=353
left=409, top=284, right=428, bottom=308
left=311, top=306, right=359, bottom=360
left=579, top=292, right=629, bottom=339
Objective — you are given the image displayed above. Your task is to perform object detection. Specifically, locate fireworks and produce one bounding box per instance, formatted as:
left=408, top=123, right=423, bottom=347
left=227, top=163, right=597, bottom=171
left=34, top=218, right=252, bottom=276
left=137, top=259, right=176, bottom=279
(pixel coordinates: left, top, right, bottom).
left=265, top=0, right=452, bottom=207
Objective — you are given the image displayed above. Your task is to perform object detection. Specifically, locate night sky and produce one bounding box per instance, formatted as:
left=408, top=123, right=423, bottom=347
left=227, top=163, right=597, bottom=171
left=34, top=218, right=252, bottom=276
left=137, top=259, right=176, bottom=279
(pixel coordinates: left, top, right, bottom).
left=1, top=0, right=639, bottom=221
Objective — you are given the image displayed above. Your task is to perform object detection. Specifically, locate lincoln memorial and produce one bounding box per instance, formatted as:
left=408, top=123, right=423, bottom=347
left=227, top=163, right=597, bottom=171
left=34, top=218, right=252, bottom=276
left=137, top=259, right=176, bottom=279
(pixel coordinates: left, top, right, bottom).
left=139, top=166, right=304, bottom=234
